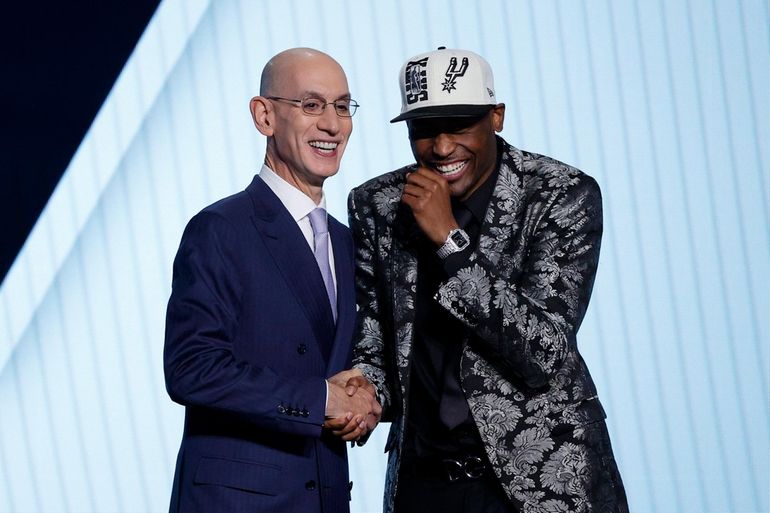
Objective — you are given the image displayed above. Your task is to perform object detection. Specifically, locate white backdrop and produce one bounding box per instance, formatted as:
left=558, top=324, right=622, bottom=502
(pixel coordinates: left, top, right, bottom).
left=0, top=1, right=767, bottom=512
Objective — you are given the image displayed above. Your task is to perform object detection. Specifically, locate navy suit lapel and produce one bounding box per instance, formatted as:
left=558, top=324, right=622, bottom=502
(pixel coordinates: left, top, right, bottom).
left=325, top=218, right=355, bottom=374
left=246, top=177, right=336, bottom=360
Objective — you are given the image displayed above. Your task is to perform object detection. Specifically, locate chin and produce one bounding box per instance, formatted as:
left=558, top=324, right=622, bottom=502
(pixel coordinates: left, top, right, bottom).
left=449, top=182, right=471, bottom=198
left=305, top=158, right=341, bottom=176
left=313, top=167, right=340, bottom=180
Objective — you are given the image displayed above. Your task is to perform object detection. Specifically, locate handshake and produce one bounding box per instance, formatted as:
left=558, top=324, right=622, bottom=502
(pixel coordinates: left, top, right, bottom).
left=323, top=369, right=382, bottom=441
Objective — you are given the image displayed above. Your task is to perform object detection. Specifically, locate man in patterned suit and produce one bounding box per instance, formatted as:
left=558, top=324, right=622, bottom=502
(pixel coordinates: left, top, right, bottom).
left=348, top=48, right=629, bottom=512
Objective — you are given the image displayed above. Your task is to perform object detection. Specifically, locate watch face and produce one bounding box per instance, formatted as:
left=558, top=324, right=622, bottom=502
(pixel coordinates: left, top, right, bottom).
left=451, top=230, right=469, bottom=248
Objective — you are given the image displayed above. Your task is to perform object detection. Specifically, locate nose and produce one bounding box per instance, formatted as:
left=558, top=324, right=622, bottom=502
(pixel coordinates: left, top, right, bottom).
left=316, top=104, right=341, bottom=135
left=432, top=132, right=455, bottom=158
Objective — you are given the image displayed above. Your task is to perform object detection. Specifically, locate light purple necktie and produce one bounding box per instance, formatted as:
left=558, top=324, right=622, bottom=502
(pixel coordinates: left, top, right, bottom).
left=308, top=208, right=337, bottom=322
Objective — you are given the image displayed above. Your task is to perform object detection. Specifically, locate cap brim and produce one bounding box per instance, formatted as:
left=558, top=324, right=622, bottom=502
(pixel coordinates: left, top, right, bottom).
left=390, top=104, right=494, bottom=123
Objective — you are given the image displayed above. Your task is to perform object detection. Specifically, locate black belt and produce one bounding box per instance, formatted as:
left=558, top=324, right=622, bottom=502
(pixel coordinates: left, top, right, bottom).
left=405, top=453, right=491, bottom=483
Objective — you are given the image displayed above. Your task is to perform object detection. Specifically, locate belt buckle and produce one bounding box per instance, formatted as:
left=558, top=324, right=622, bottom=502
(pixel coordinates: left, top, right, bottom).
left=462, top=456, right=485, bottom=479
left=441, top=455, right=485, bottom=482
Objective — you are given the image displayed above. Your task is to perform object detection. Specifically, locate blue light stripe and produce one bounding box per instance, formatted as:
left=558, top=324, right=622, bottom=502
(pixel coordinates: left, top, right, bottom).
left=100, top=175, right=150, bottom=509
left=8, top=357, right=42, bottom=512
left=131, top=85, right=175, bottom=471
left=209, top=1, right=246, bottom=200
left=500, top=1, right=525, bottom=145
left=552, top=0, right=619, bottom=450
left=0, top=299, right=21, bottom=513
left=658, top=0, right=735, bottom=506
left=705, top=0, right=763, bottom=506
left=638, top=0, right=709, bottom=506
left=48, top=270, right=97, bottom=512
left=683, top=0, right=747, bottom=507
left=578, top=0, right=657, bottom=507
left=523, top=0, right=551, bottom=152
left=607, top=0, right=680, bottom=507
left=78, top=150, right=125, bottom=511
left=27, top=316, right=70, bottom=510
left=736, top=0, right=770, bottom=229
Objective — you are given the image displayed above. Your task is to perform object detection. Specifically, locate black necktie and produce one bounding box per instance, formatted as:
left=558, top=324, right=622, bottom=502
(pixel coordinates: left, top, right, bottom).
left=438, top=204, right=474, bottom=429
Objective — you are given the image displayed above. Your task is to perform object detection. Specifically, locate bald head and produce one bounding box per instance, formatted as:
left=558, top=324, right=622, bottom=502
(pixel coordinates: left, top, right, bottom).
left=260, top=47, right=346, bottom=97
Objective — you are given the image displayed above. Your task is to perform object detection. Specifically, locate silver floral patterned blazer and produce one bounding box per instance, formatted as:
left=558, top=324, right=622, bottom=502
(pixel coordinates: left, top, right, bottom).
left=348, top=138, right=628, bottom=513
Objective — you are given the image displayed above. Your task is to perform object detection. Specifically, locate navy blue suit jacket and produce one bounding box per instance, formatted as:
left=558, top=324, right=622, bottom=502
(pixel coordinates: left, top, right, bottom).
left=164, top=175, right=356, bottom=513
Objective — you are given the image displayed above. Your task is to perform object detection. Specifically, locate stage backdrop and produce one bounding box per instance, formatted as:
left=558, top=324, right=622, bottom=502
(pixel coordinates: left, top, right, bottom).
left=1, top=1, right=767, bottom=512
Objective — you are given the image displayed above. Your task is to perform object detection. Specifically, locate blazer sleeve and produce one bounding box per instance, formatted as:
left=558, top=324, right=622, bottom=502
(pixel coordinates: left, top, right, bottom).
left=436, top=177, right=603, bottom=389
left=163, top=211, right=326, bottom=437
left=347, top=188, right=395, bottom=421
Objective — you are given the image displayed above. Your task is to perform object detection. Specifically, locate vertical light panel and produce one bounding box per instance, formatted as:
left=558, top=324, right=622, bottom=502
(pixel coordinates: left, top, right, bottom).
left=0, top=1, right=767, bottom=512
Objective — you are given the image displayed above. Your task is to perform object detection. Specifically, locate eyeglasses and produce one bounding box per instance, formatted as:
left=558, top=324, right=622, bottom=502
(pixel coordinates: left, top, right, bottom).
left=266, top=95, right=359, bottom=117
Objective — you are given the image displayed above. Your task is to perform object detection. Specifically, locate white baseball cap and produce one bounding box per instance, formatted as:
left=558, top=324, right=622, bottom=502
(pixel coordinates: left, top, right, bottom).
left=391, top=47, right=497, bottom=123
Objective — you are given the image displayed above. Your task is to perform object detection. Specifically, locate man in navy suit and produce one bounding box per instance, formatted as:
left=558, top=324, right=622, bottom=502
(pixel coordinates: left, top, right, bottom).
left=164, top=47, right=379, bottom=513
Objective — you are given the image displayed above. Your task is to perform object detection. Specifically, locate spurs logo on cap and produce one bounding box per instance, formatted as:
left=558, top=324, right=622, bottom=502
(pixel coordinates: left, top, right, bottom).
left=405, top=58, right=429, bottom=105
left=441, top=57, right=468, bottom=93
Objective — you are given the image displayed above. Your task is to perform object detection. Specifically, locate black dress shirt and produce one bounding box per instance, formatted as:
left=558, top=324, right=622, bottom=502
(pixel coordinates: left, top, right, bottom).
left=406, top=150, right=502, bottom=458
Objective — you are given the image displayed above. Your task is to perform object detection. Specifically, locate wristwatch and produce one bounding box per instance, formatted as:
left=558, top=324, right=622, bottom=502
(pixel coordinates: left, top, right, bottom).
left=436, top=228, right=470, bottom=259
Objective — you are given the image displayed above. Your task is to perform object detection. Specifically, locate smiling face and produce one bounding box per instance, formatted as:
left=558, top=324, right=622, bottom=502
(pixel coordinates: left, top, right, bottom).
left=407, top=104, right=505, bottom=200
left=253, top=49, right=352, bottom=200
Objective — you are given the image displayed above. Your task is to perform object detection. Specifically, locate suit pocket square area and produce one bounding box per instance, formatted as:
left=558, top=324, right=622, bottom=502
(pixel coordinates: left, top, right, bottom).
left=194, top=456, right=283, bottom=496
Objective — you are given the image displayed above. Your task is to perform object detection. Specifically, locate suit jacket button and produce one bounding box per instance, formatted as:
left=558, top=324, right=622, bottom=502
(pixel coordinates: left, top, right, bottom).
left=277, top=405, right=286, bottom=414
left=297, top=344, right=307, bottom=354
left=301, top=408, right=309, bottom=417
left=305, top=480, right=316, bottom=490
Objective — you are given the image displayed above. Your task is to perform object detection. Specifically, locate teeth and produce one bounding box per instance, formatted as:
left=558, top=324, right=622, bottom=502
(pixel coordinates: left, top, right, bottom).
left=309, top=141, right=338, bottom=151
left=436, top=161, right=466, bottom=174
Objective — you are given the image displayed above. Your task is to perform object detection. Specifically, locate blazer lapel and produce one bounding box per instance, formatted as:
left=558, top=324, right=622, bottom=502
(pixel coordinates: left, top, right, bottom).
left=476, top=145, right=523, bottom=267
left=390, top=201, right=420, bottom=400
left=246, top=177, right=336, bottom=360
left=325, top=218, right=355, bottom=374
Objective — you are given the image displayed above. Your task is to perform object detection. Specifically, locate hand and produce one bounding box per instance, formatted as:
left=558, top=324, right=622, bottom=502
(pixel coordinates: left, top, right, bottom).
left=331, top=371, right=381, bottom=428
left=344, top=376, right=382, bottom=433
left=323, top=410, right=366, bottom=441
left=327, top=368, right=363, bottom=388
left=324, top=372, right=382, bottom=441
left=324, top=381, right=375, bottom=441
left=401, top=167, right=459, bottom=246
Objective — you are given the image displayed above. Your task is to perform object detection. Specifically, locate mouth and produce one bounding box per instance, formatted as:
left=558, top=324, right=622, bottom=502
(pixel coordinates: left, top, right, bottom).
left=309, top=140, right=339, bottom=156
left=434, top=160, right=468, bottom=180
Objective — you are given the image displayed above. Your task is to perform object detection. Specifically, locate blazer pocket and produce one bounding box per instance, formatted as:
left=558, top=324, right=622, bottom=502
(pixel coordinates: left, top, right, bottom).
left=550, top=396, right=607, bottom=439
left=194, top=456, right=282, bottom=496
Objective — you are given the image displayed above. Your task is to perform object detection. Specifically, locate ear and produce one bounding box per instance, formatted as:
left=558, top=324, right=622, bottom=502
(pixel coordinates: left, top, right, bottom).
left=250, top=96, right=275, bottom=136
left=490, top=103, right=505, bottom=132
